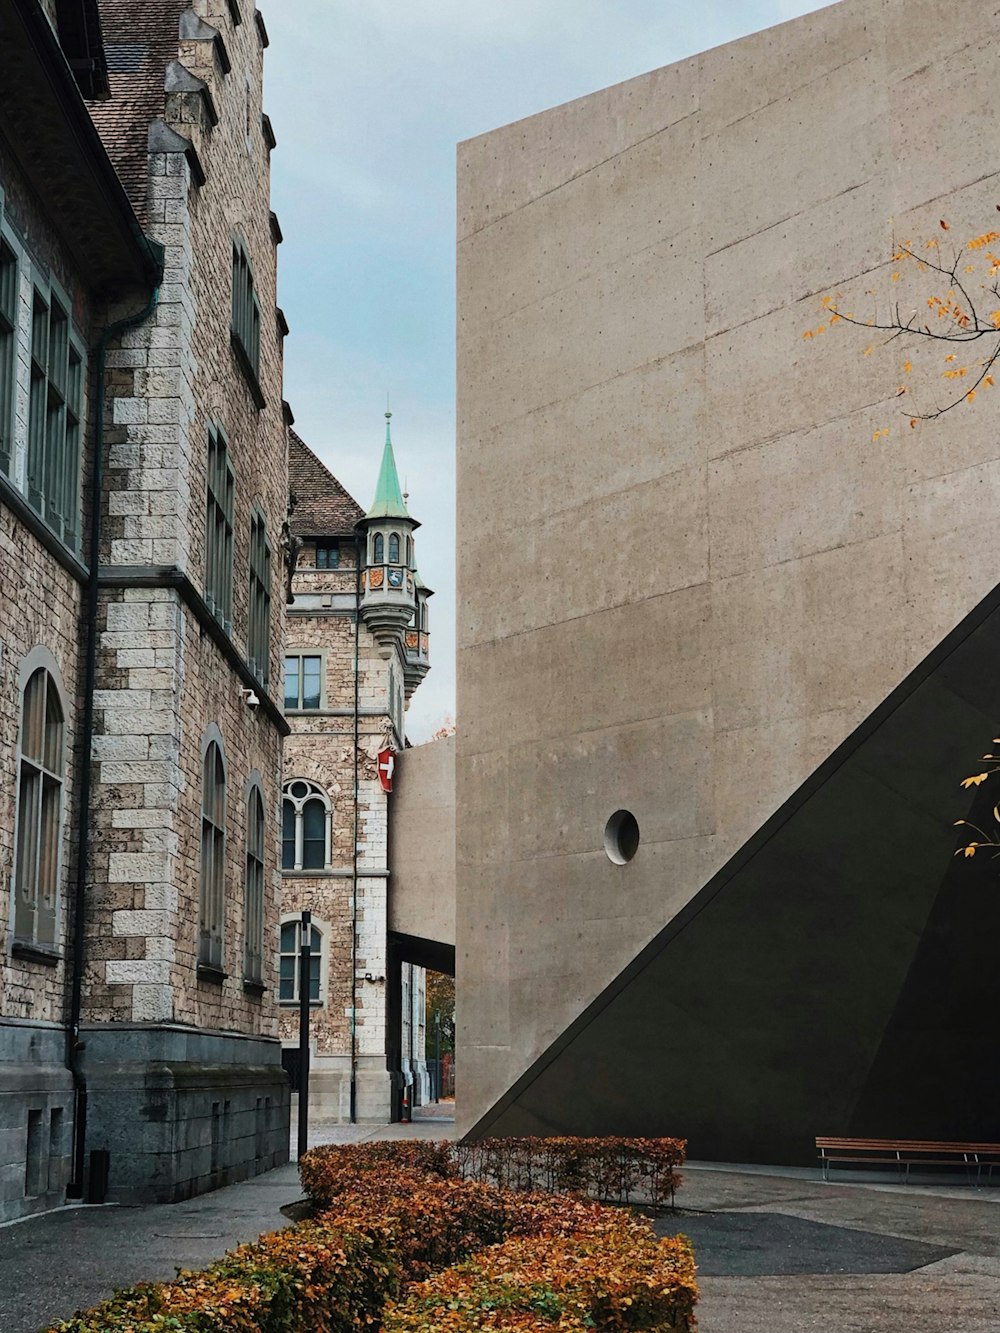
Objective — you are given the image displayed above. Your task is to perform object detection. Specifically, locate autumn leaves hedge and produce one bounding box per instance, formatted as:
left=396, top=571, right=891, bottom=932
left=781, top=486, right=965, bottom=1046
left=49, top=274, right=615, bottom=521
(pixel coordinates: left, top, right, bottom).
left=48, top=1138, right=696, bottom=1333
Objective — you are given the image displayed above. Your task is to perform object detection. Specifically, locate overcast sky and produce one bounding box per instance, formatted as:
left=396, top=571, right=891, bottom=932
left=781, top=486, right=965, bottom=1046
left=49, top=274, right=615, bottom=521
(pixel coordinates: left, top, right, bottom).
left=263, top=0, right=829, bottom=741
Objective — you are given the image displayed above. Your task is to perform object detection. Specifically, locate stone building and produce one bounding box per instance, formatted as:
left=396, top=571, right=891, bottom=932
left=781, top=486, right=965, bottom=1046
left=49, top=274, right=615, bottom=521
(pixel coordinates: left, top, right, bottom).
left=456, top=0, right=1000, bottom=1159
left=282, top=420, right=431, bottom=1123
left=0, top=0, right=289, bottom=1223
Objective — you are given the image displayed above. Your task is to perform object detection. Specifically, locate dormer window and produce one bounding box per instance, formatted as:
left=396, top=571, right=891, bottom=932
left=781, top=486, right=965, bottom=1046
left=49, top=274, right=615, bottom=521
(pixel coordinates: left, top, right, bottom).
left=388, top=533, right=400, bottom=564
left=372, top=533, right=384, bottom=565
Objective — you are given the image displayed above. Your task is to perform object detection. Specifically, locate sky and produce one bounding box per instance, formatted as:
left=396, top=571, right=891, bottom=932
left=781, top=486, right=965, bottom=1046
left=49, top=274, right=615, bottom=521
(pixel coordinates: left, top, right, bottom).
left=263, top=0, right=829, bottom=741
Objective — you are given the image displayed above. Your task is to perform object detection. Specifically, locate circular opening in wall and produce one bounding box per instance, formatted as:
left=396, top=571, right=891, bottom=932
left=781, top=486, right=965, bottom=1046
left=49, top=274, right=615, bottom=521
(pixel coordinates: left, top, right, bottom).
left=604, top=810, right=640, bottom=865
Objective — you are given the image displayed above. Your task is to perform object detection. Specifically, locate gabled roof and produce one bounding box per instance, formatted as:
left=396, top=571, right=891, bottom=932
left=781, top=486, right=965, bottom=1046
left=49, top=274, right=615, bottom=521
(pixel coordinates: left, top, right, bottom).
left=288, top=430, right=365, bottom=539
left=87, top=0, right=187, bottom=220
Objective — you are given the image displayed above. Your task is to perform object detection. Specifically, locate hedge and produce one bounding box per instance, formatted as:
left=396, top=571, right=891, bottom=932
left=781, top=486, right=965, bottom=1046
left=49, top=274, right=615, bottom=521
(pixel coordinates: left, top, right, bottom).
left=47, top=1143, right=696, bottom=1333
left=384, top=1204, right=698, bottom=1332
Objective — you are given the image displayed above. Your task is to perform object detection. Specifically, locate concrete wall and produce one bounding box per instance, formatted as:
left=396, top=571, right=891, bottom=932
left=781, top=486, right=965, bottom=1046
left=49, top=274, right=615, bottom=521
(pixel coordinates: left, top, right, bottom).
left=456, top=0, right=1000, bottom=1132
left=390, top=735, right=456, bottom=949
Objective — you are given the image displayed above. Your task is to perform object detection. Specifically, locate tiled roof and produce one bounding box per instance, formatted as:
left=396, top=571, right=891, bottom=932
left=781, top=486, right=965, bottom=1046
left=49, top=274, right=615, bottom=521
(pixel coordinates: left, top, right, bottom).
left=87, top=0, right=187, bottom=220
left=288, top=430, right=365, bottom=538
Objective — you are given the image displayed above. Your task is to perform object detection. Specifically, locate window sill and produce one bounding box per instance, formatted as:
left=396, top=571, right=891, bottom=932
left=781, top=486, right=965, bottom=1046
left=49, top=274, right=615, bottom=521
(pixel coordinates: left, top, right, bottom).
left=230, top=330, right=266, bottom=410
left=279, top=999, right=324, bottom=1008
left=197, top=963, right=228, bottom=985
left=11, top=941, right=61, bottom=968
left=243, top=979, right=266, bottom=997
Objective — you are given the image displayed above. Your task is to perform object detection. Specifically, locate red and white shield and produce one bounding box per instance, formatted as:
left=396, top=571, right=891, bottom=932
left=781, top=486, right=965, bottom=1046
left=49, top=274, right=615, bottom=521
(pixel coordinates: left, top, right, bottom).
left=377, top=747, right=395, bottom=793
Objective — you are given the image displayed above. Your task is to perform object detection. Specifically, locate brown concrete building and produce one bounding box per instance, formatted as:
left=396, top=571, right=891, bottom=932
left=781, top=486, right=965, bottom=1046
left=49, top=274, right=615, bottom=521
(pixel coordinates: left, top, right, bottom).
left=456, top=0, right=1000, bottom=1157
left=0, top=0, right=289, bottom=1222
left=281, top=422, right=432, bottom=1123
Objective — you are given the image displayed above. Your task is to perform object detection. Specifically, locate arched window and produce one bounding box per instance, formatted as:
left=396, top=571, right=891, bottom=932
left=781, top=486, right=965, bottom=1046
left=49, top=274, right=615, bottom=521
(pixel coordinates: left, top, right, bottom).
left=243, top=783, right=265, bottom=984
left=279, top=919, right=322, bottom=1003
left=14, top=665, right=65, bottom=948
left=372, top=532, right=384, bottom=565
left=281, top=780, right=330, bottom=871
left=388, top=532, right=400, bottom=564
left=199, top=735, right=226, bottom=971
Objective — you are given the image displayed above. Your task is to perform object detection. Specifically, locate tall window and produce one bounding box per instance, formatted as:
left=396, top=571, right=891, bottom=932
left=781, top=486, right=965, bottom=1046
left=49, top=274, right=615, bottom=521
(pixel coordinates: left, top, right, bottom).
left=206, top=426, right=235, bottom=631
left=284, top=653, right=321, bottom=710
left=199, top=738, right=226, bottom=971
left=27, top=287, right=83, bottom=551
left=231, top=240, right=261, bottom=381
left=14, top=667, right=64, bottom=948
left=388, top=532, right=400, bottom=564
left=281, top=780, right=330, bottom=870
left=248, top=510, right=272, bottom=686
left=0, top=234, right=17, bottom=477
left=243, top=785, right=265, bottom=984
left=279, top=920, right=321, bottom=1003
left=372, top=532, right=384, bottom=564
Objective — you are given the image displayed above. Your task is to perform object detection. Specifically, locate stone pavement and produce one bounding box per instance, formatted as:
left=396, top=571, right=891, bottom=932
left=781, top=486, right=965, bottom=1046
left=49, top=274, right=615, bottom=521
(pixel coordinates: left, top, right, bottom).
left=4, top=1119, right=1000, bottom=1333
left=670, top=1163, right=1000, bottom=1332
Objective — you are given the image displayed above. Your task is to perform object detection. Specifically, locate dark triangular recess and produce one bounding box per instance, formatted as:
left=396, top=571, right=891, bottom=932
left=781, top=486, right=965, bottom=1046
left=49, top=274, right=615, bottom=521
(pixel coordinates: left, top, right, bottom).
left=465, top=586, right=1000, bottom=1164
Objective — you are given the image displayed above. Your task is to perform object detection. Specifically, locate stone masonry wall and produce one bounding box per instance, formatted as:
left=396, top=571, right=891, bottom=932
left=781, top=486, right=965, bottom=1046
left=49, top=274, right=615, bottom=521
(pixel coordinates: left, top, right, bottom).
left=86, top=1, right=287, bottom=1033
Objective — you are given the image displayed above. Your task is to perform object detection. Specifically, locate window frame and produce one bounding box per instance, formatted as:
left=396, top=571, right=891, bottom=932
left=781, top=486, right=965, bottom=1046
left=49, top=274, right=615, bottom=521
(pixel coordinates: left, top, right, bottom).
left=205, top=424, right=235, bottom=633
left=315, top=543, right=339, bottom=569
left=281, top=779, right=331, bottom=872
left=278, top=916, right=324, bottom=1005
left=0, top=217, right=19, bottom=480
left=11, top=652, right=67, bottom=954
left=198, top=729, right=227, bottom=976
left=248, top=507, right=272, bottom=686
left=283, top=651, right=323, bottom=712
left=231, top=236, right=265, bottom=407
left=243, top=776, right=266, bottom=986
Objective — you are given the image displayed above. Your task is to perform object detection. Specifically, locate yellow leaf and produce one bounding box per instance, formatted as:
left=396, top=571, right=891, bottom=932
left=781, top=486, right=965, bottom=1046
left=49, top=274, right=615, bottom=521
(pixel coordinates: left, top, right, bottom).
left=821, top=295, right=833, bottom=308
left=802, top=329, right=814, bottom=340
left=945, top=353, right=957, bottom=361
left=965, top=265, right=976, bottom=273
left=990, top=311, right=1000, bottom=328
left=891, top=271, right=901, bottom=282
left=910, top=418, right=918, bottom=428
left=940, top=218, right=950, bottom=230
left=863, top=345, right=874, bottom=356
left=963, top=845, right=978, bottom=858
left=967, top=389, right=977, bottom=403
left=961, top=773, right=990, bottom=788
left=986, top=375, right=995, bottom=387
left=903, top=360, right=912, bottom=374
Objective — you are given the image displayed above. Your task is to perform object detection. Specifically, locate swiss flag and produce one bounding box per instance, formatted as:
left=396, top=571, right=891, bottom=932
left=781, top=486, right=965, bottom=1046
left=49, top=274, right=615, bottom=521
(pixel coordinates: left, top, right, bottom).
left=377, top=748, right=395, bottom=793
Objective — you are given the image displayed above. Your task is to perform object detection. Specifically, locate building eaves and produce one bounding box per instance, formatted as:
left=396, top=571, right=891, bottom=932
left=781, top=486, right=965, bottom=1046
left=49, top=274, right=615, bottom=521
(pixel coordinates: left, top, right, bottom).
left=0, top=0, right=161, bottom=294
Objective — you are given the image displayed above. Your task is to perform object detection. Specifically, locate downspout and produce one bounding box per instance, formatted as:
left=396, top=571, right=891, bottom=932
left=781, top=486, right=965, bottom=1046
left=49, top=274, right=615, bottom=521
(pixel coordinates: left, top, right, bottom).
left=350, top=534, right=361, bottom=1123
left=67, top=285, right=160, bottom=1199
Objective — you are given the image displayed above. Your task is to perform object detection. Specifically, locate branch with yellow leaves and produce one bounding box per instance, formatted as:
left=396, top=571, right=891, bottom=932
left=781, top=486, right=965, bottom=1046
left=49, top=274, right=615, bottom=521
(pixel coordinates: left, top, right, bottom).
left=804, top=218, right=1000, bottom=423
left=954, top=741, right=1000, bottom=859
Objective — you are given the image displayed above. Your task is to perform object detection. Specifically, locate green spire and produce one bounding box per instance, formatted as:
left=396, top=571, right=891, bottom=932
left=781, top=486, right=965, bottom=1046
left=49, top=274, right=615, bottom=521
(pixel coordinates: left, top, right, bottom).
left=366, top=411, right=411, bottom=520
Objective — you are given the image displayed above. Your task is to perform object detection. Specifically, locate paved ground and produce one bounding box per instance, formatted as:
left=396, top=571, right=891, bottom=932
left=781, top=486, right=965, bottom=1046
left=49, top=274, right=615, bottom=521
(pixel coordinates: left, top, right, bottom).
left=4, top=1116, right=1000, bottom=1333
left=672, top=1164, right=1000, bottom=1332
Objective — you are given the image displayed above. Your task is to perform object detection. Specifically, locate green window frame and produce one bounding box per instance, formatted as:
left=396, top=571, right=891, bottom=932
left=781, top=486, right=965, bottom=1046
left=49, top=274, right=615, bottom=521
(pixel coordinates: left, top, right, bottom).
left=279, top=920, right=321, bottom=1004
left=243, top=784, right=265, bottom=984
left=231, top=239, right=261, bottom=382
left=206, top=425, right=235, bottom=632
left=199, top=737, right=227, bottom=972
left=26, top=283, right=83, bottom=551
left=248, top=508, right=272, bottom=686
left=14, top=666, right=64, bottom=949
left=0, top=231, right=17, bottom=478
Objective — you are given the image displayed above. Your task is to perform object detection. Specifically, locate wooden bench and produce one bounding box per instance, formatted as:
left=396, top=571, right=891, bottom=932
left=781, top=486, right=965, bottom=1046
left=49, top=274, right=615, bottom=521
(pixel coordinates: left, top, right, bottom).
left=816, top=1137, right=1000, bottom=1186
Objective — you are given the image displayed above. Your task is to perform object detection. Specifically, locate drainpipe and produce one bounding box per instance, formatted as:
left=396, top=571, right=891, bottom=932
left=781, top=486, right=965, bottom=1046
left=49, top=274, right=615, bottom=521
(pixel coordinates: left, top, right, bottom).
left=67, top=286, right=160, bottom=1199
left=350, top=534, right=361, bottom=1123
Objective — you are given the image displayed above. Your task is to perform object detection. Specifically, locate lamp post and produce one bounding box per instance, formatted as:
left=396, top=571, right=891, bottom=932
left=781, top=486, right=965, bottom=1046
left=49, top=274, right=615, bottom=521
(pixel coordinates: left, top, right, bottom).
left=296, top=910, right=312, bottom=1161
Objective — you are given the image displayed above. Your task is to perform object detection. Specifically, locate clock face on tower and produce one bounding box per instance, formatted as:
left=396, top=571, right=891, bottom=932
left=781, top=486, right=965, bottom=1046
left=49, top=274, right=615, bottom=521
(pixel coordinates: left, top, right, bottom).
left=388, top=568, right=404, bottom=588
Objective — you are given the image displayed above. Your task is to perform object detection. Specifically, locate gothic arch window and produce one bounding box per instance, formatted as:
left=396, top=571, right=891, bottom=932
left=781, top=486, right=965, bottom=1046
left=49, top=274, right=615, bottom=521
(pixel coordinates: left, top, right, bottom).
left=279, top=917, right=323, bottom=1003
left=406, top=536, right=414, bottom=568
left=388, top=532, right=400, bottom=564
left=372, top=532, right=384, bottom=565
left=13, top=657, right=66, bottom=948
left=243, top=778, right=266, bottom=984
left=199, top=730, right=227, bottom=972
left=281, top=780, right=330, bottom=871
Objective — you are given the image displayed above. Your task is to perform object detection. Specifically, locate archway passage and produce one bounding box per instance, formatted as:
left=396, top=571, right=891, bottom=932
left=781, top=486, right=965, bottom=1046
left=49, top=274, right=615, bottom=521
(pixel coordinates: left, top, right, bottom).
left=386, top=934, right=455, bottom=1123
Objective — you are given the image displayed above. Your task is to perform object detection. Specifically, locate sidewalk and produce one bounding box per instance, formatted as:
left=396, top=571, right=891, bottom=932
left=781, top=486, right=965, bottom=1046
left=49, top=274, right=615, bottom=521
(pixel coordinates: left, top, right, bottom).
left=0, top=1110, right=456, bottom=1333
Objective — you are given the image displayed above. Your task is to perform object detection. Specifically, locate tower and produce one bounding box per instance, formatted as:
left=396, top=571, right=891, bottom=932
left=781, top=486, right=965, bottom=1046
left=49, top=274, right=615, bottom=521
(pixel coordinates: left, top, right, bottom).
left=357, top=411, right=419, bottom=659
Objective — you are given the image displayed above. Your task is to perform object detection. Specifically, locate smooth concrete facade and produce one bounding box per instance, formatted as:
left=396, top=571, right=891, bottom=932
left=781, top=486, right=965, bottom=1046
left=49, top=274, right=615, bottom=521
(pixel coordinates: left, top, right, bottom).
left=456, top=0, right=1000, bottom=1136
left=390, top=736, right=456, bottom=955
